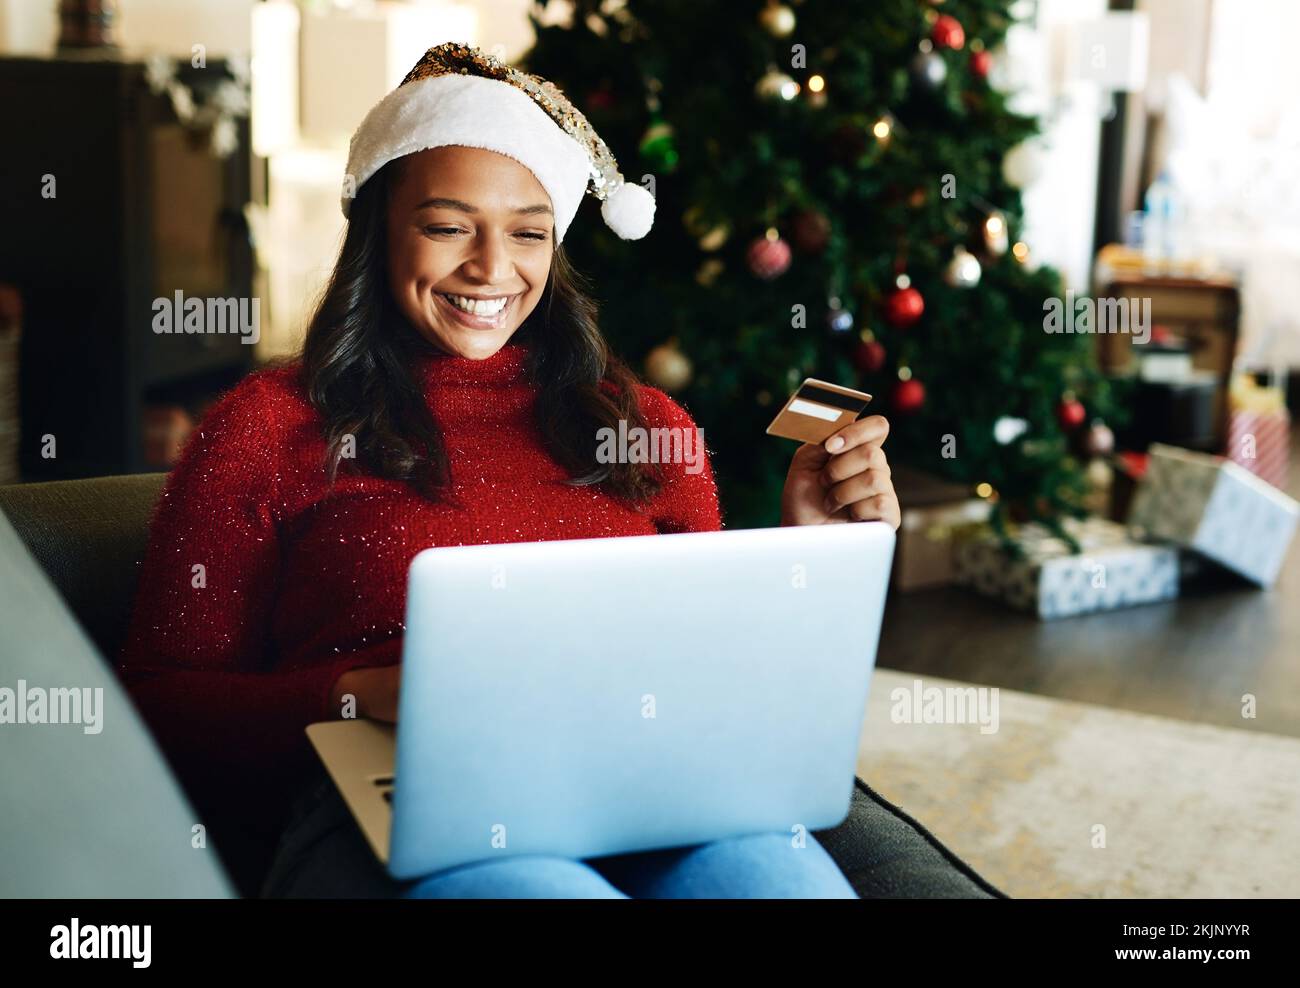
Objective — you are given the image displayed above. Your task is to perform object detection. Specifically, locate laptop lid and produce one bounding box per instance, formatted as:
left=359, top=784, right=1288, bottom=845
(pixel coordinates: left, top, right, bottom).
left=388, top=522, right=894, bottom=880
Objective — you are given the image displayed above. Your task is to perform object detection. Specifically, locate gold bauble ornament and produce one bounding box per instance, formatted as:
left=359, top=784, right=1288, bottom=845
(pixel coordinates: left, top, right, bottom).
left=645, top=341, right=693, bottom=391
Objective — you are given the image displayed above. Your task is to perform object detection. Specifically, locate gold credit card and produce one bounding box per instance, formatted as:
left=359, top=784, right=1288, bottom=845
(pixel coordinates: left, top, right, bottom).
left=765, top=378, right=873, bottom=445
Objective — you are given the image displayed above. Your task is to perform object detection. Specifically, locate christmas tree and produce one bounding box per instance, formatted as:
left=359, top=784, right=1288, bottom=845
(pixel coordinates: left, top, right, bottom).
left=523, top=0, right=1116, bottom=533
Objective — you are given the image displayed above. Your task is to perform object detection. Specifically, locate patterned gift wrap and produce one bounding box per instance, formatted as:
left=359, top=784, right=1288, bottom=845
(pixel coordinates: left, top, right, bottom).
left=1227, top=409, right=1289, bottom=488
left=1225, top=371, right=1290, bottom=490
left=954, top=516, right=1179, bottom=620
left=1127, top=442, right=1299, bottom=587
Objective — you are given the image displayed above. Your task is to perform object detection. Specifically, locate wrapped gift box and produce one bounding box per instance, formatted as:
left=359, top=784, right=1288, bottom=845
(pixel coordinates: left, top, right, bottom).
left=1225, top=371, right=1290, bottom=490
left=895, top=499, right=992, bottom=591
left=954, top=516, right=1179, bottom=619
left=890, top=466, right=991, bottom=591
left=1127, top=442, right=1299, bottom=587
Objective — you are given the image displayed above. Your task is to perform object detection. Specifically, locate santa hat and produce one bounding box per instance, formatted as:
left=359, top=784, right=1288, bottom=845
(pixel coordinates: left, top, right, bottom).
left=342, top=42, right=655, bottom=243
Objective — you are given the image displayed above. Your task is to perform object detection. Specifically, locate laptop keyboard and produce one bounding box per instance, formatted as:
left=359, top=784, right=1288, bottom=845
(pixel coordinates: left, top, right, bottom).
left=372, top=775, right=394, bottom=805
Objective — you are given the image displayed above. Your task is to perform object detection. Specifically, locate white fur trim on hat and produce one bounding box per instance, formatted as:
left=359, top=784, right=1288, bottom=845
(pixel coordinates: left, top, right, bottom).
left=343, top=73, right=594, bottom=243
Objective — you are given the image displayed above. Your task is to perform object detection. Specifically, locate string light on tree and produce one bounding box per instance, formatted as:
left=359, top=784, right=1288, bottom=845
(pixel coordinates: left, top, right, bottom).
left=683, top=204, right=730, bottom=252
left=694, top=257, right=724, bottom=287
left=757, top=66, right=800, bottom=101
left=758, top=1, right=796, bottom=37
left=983, top=210, right=1009, bottom=255
left=805, top=73, right=827, bottom=108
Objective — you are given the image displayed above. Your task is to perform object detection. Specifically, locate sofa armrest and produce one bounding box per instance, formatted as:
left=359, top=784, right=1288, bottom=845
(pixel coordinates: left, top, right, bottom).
left=0, top=507, right=234, bottom=897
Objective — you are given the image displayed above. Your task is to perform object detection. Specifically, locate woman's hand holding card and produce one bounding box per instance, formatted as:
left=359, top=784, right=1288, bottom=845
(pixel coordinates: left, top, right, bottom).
left=777, top=403, right=900, bottom=530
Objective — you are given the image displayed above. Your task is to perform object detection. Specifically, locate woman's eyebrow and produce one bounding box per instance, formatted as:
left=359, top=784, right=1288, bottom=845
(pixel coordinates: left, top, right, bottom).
left=414, top=196, right=552, bottom=216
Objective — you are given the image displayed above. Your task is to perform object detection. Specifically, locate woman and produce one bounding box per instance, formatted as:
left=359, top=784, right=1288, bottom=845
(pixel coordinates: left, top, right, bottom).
left=119, top=43, right=900, bottom=899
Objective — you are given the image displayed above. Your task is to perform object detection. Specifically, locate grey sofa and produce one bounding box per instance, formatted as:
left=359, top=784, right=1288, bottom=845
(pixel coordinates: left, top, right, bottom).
left=0, top=473, right=1007, bottom=899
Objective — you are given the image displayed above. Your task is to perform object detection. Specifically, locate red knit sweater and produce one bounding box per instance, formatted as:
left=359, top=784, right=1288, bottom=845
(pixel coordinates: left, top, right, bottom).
left=118, top=341, right=721, bottom=818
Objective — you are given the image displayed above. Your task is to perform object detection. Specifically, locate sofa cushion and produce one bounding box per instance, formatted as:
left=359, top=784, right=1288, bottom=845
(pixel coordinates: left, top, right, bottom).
left=0, top=473, right=165, bottom=661
left=0, top=506, right=234, bottom=896
left=814, top=778, right=1005, bottom=897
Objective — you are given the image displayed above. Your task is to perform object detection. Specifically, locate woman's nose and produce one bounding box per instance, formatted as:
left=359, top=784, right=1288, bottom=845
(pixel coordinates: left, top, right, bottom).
left=464, top=234, right=513, bottom=283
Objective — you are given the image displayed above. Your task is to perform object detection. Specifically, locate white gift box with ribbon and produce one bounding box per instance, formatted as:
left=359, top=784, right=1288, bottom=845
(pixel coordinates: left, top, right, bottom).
left=1127, top=442, right=1299, bottom=587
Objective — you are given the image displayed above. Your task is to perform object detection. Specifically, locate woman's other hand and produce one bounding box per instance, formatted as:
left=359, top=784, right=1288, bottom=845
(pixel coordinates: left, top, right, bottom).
left=329, top=665, right=402, bottom=723
left=780, top=415, right=901, bottom=529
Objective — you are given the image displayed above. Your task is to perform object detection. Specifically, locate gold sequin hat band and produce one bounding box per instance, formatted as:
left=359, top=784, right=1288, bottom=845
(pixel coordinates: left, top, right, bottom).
left=342, top=42, right=655, bottom=243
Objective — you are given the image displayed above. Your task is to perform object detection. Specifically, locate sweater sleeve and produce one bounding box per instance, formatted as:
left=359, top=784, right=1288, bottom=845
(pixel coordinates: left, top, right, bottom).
left=638, top=385, right=724, bottom=534
left=117, top=371, right=382, bottom=788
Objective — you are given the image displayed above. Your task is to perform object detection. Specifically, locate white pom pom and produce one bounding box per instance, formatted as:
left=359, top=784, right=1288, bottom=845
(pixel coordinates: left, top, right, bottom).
left=601, top=181, right=656, bottom=240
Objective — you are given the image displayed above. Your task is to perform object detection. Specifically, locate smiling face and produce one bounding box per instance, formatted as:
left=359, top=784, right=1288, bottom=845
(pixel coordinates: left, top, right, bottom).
left=385, top=145, right=555, bottom=360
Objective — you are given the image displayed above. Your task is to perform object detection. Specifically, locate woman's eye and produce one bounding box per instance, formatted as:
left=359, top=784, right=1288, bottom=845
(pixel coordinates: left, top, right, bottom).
left=422, top=226, right=546, bottom=241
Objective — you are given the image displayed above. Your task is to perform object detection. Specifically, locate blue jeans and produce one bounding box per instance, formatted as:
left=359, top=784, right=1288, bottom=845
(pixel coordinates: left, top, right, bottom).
left=262, top=770, right=856, bottom=899
left=403, top=833, right=856, bottom=899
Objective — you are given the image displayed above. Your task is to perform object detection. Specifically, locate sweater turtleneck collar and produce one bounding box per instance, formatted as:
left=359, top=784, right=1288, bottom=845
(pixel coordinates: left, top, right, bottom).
left=415, top=340, right=533, bottom=389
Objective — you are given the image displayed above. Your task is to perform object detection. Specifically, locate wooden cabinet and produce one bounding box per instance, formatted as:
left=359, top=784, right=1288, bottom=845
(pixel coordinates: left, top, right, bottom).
left=1094, top=264, right=1241, bottom=451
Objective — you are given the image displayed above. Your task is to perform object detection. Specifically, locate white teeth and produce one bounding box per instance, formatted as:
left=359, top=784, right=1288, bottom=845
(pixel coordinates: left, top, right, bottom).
left=443, top=293, right=509, bottom=316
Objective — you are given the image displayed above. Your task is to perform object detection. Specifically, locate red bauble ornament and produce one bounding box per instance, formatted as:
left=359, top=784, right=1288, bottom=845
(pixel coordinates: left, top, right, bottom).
left=969, top=49, right=991, bottom=79
left=746, top=232, right=792, bottom=280
left=829, top=121, right=868, bottom=164
left=853, top=339, right=887, bottom=374
left=931, top=14, right=965, bottom=51
left=586, top=88, right=615, bottom=111
left=892, top=378, right=926, bottom=414
left=883, top=284, right=925, bottom=328
left=1057, top=397, right=1087, bottom=430
left=790, top=208, right=831, bottom=254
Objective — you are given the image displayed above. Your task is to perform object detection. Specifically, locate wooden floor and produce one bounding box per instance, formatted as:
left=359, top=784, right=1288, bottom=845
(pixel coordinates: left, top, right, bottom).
left=878, top=434, right=1300, bottom=740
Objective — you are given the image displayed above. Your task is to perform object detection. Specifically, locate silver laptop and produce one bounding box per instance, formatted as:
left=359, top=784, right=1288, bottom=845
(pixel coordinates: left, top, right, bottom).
left=307, top=521, right=895, bottom=880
